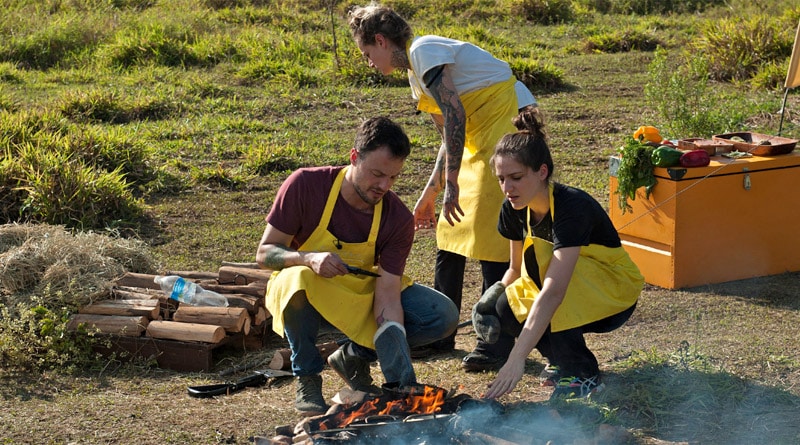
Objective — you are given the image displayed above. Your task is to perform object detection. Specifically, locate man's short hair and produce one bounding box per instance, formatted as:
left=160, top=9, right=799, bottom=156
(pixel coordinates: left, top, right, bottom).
left=354, top=116, right=411, bottom=159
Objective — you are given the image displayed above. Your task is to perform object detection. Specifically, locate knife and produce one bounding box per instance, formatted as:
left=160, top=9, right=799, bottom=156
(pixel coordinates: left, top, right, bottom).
left=187, top=369, right=293, bottom=398
left=345, top=264, right=381, bottom=277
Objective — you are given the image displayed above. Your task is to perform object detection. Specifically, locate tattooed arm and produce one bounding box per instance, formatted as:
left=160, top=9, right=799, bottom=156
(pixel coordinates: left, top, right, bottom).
left=424, top=64, right=466, bottom=225
left=255, top=223, right=347, bottom=278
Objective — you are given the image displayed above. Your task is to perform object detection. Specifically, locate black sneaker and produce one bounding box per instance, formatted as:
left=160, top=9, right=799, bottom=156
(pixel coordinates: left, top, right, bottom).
left=549, top=375, right=604, bottom=400
left=295, top=375, right=329, bottom=415
left=462, top=350, right=505, bottom=372
left=327, top=345, right=381, bottom=394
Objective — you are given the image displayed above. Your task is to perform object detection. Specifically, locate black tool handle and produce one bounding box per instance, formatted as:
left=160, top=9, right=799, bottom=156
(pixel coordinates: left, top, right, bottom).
left=187, top=373, right=267, bottom=398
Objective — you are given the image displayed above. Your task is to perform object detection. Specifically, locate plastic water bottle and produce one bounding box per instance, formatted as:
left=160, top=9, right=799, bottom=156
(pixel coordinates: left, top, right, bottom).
left=154, top=275, right=229, bottom=307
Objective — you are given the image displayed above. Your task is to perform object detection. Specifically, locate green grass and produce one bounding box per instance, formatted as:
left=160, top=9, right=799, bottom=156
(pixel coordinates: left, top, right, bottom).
left=1, top=0, right=800, bottom=443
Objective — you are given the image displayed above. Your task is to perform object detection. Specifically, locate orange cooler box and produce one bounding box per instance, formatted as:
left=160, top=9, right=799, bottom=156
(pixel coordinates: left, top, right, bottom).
left=609, top=151, right=800, bottom=289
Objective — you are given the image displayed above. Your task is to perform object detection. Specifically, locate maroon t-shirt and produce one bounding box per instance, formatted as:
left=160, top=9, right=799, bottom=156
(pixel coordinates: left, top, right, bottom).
left=266, top=166, right=414, bottom=277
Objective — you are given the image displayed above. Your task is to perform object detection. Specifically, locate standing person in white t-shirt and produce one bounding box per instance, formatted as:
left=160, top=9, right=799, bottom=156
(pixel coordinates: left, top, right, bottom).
left=348, top=3, right=537, bottom=371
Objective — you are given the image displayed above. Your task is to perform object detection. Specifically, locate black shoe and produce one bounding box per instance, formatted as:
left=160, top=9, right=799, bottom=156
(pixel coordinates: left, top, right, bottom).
left=411, top=340, right=455, bottom=359
left=462, top=350, right=505, bottom=372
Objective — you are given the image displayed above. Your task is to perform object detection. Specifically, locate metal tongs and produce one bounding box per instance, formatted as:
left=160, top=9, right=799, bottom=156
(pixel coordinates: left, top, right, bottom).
left=345, top=264, right=381, bottom=277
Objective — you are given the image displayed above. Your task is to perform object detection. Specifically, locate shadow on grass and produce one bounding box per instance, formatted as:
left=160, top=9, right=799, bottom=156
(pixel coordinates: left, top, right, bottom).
left=600, top=362, right=800, bottom=444
left=681, top=271, right=800, bottom=312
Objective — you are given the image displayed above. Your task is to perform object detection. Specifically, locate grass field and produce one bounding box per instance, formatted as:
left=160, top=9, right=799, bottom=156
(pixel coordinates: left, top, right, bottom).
left=2, top=0, right=800, bottom=443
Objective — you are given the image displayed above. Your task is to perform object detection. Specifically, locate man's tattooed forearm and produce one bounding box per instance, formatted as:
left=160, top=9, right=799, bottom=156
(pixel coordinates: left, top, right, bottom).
left=260, top=244, right=292, bottom=270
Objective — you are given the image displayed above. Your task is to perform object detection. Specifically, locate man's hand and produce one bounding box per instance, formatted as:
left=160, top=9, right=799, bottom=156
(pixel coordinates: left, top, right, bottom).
left=413, top=193, right=438, bottom=231
left=304, top=252, right=348, bottom=278
left=483, top=356, right=525, bottom=399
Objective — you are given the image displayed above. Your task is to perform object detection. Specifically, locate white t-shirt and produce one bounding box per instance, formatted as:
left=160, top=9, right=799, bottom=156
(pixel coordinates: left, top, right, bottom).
left=407, top=35, right=536, bottom=109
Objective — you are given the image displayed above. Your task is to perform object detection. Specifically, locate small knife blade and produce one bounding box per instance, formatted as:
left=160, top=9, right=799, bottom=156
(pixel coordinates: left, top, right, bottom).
left=345, top=264, right=381, bottom=277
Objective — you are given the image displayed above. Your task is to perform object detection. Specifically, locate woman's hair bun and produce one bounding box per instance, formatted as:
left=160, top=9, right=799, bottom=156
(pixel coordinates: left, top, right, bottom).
left=512, top=106, right=545, bottom=139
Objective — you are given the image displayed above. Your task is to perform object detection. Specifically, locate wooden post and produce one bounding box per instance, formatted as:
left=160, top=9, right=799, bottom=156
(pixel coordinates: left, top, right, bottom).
left=79, top=299, right=160, bottom=319
left=269, top=341, right=339, bottom=371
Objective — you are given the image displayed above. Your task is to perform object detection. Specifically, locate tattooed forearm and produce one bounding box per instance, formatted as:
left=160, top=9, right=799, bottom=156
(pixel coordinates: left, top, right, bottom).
left=259, top=244, right=293, bottom=270
left=425, top=65, right=465, bottom=174
left=376, top=308, right=387, bottom=327
left=426, top=145, right=446, bottom=190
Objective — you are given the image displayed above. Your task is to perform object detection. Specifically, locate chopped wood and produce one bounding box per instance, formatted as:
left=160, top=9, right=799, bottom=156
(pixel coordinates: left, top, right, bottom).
left=173, top=306, right=250, bottom=335
left=218, top=265, right=272, bottom=285
left=79, top=299, right=160, bottom=319
left=146, top=320, right=226, bottom=344
left=111, top=288, right=162, bottom=301
left=221, top=261, right=260, bottom=269
left=165, top=270, right=220, bottom=280
left=67, top=314, right=149, bottom=337
left=225, top=293, right=261, bottom=314
left=115, top=272, right=162, bottom=290
left=269, top=341, right=339, bottom=371
left=253, top=306, right=269, bottom=325
left=198, top=281, right=267, bottom=299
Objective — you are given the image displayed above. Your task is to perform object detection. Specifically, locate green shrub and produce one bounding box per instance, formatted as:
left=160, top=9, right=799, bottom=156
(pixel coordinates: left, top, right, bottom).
left=509, top=58, right=566, bottom=92
left=581, top=28, right=662, bottom=53
left=511, top=0, right=575, bottom=24
left=17, top=145, right=145, bottom=230
left=0, top=16, right=103, bottom=70
left=695, top=15, right=793, bottom=82
left=644, top=47, right=746, bottom=138
left=98, top=23, right=201, bottom=68
left=750, top=59, right=791, bottom=91
left=578, top=0, right=726, bottom=15
left=58, top=89, right=179, bottom=123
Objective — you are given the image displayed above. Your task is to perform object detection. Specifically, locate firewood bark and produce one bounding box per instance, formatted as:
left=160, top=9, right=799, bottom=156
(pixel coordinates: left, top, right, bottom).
left=225, top=293, right=261, bottom=314
left=253, top=306, right=269, bottom=325
left=221, top=261, right=260, bottom=269
left=146, top=320, right=226, bottom=344
left=218, top=265, right=272, bottom=285
left=111, top=288, right=162, bottom=300
left=115, top=272, right=161, bottom=290
left=173, top=306, right=250, bottom=334
left=269, top=341, right=339, bottom=371
left=67, top=314, right=149, bottom=336
left=198, top=281, right=267, bottom=299
left=166, top=270, right=220, bottom=280
left=79, top=299, right=160, bottom=319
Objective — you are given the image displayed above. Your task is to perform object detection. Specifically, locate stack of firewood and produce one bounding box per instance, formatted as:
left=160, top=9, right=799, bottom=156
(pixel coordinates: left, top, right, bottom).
left=67, top=262, right=275, bottom=369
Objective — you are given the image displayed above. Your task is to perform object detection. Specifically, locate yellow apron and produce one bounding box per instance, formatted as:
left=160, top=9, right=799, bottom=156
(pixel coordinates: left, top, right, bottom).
left=265, top=167, right=411, bottom=349
left=505, top=185, right=643, bottom=332
left=416, top=77, right=517, bottom=262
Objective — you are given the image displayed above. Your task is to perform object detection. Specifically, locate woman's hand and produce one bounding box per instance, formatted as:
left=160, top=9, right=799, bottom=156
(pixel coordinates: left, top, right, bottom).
left=483, top=355, right=525, bottom=399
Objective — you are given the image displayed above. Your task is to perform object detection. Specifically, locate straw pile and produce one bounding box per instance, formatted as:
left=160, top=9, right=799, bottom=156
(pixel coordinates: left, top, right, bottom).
left=0, top=223, right=159, bottom=310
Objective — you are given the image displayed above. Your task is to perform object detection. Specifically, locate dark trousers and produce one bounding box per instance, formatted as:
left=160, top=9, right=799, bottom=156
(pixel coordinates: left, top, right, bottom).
left=431, top=249, right=507, bottom=350
left=476, top=292, right=636, bottom=378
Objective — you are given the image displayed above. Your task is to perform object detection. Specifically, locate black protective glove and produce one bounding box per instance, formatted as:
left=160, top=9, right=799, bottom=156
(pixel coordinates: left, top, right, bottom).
left=374, top=322, right=416, bottom=387
left=471, top=281, right=505, bottom=344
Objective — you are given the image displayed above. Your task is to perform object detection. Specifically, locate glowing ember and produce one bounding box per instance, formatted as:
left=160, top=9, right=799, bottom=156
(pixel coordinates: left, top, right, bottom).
left=316, top=385, right=447, bottom=430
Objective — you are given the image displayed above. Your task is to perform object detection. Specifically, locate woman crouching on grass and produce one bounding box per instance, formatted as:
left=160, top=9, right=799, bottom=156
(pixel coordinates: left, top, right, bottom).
left=474, top=108, right=644, bottom=400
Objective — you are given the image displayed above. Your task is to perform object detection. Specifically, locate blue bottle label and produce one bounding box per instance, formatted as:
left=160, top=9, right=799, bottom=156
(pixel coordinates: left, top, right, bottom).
left=170, top=277, right=186, bottom=301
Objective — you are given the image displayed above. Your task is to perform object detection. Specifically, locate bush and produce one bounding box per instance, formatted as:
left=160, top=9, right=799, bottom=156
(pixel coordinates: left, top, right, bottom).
left=578, top=0, right=726, bottom=15
left=511, top=0, right=575, bottom=24
left=581, top=28, right=662, bottom=53
left=695, top=15, right=793, bottom=82
left=509, top=58, right=566, bottom=92
left=644, top=47, right=746, bottom=138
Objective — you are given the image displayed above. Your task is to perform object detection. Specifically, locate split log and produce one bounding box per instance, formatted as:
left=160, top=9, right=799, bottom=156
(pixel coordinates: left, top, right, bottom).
left=173, top=306, right=250, bottom=335
left=197, top=281, right=267, bottom=299
left=165, top=270, right=220, bottom=280
left=225, top=293, right=261, bottom=314
left=146, top=320, right=226, bottom=344
left=115, top=272, right=161, bottom=290
left=269, top=341, right=339, bottom=371
left=79, top=299, right=160, bottom=319
left=111, top=288, right=162, bottom=301
left=218, top=265, right=272, bottom=285
left=221, top=261, right=260, bottom=269
left=253, top=306, right=269, bottom=325
left=67, top=314, right=149, bottom=337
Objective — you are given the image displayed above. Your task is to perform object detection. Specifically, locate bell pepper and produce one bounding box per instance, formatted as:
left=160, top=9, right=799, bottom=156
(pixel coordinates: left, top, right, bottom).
left=633, top=125, right=662, bottom=144
left=651, top=145, right=684, bottom=167
left=679, top=150, right=710, bottom=168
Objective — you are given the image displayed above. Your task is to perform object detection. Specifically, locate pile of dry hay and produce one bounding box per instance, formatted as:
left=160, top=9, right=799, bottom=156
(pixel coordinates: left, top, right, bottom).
left=0, top=223, right=159, bottom=310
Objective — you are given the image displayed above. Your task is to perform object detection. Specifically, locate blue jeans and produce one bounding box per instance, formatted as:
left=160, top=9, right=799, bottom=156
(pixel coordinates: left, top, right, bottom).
left=283, top=283, right=459, bottom=376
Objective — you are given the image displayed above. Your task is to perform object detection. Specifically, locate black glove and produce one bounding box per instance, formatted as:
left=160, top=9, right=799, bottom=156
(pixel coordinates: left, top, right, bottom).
left=374, top=322, right=416, bottom=387
left=472, top=282, right=505, bottom=344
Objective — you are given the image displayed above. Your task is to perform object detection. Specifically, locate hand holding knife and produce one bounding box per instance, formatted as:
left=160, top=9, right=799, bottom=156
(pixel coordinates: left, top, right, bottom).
left=345, top=264, right=381, bottom=277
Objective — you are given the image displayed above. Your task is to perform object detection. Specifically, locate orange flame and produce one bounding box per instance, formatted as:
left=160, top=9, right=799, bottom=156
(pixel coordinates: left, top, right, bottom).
left=318, top=385, right=447, bottom=430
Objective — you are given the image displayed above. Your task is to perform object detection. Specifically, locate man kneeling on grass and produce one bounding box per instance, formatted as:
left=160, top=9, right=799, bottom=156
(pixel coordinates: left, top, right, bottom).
left=256, top=116, right=459, bottom=415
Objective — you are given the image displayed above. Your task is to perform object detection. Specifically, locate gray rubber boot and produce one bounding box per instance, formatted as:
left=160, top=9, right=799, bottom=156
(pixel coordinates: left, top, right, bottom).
left=374, top=322, right=416, bottom=387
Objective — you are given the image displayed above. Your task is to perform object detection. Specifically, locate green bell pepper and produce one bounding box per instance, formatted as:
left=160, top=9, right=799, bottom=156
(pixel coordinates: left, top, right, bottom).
left=651, top=145, right=684, bottom=168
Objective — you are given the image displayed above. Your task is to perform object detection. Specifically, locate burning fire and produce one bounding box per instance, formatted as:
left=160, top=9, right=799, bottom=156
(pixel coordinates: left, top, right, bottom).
left=318, top=385, right=447, bottom=430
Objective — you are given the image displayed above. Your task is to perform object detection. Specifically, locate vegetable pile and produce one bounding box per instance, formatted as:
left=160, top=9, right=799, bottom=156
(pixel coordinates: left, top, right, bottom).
left=616, top=136, right=657, bottom=214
